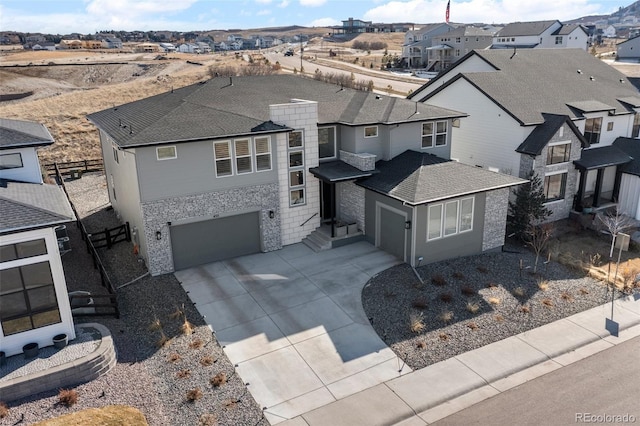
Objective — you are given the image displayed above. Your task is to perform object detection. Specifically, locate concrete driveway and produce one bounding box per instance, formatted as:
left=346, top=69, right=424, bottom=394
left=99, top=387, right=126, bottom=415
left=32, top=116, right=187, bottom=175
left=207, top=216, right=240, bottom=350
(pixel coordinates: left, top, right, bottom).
left=174, top=241, right=411, bottom=424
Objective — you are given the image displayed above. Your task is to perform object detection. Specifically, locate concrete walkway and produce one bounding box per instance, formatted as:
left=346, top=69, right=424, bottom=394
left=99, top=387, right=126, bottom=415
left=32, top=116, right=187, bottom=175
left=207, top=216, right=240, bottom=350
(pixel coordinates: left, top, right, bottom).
left=175, top=242, right=407, bottom=424
left=176, top=242, right=640, bottom=425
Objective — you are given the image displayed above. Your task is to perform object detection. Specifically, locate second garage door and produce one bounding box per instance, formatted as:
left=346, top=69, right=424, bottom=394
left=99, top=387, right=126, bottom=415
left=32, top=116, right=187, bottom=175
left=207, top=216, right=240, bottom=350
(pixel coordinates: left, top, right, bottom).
left=378, top=206, right=406, bottom=261
left=171, top=212, right=261, bottom=270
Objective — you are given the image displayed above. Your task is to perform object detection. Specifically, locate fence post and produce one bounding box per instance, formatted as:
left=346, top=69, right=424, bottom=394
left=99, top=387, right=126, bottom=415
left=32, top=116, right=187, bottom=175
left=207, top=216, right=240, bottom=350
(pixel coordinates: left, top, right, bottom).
left=105, top=227, right=111, bottom=249
left=84, top=159, right=88, bottom=172
left=125, top=222, right=131, bottom=242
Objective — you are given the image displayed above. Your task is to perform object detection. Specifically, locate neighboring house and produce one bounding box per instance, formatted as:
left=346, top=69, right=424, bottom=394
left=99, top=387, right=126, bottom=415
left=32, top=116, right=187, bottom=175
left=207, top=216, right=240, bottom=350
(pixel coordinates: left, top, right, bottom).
left=492, top=20, right=588, bottom=50
left=159, top=42, right=176, bottom=52
left=612, top=138, right=640, bottom=219
left=617, top=36, right=640, bottom=60
left=603, top=25, right=617, bottom=38
left=409, top=48, right=640, bottom=222
left=87, top=75, right=522, bottom=275
left=135, top=43, right=160, bottom=53
left=0, top=118, right=76, bottom=357
left=59, top=39, right=82, bottom=49
left=178, top=43, right=201, bottom=54
left=402, top=23, right=455, bottom=67
left=428, top=26, right=494, bottom=72
left=83, top=40, right=103, bottom=49
left=32, top=42, right=56, bottom=51
left=195, top=42, right=212, bottom=53
left=102, top=37, right=123, bottom=49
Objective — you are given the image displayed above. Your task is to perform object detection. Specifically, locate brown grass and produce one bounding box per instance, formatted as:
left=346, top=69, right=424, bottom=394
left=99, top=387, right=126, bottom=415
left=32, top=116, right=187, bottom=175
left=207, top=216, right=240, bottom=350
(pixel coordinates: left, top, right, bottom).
left=512, top=287, right=526, bottom=298
left=198, top=413, right=217, bottom=426
left=431, top=274, right=447, bottom=286
left=412, top=297, right=428, bottom=310
left=579, top=287, right=590, bottom=295
left=189, top=338, right=204, bottom=349
left=494, top=314, right=505, bottom=322
left=439, top=310, right=454, bottom=324
left=31, top=405, right=148, bottom=426
left=561, top=291, right=573, bottom=302
left=176, top=369, right=191, bottom=379
left=438, top=332, right=450, bottom=341
left=0, top=402, right=8, bottom=419
left=520, top=305, right=531, bottom=313
left=409, top=312, right=426, bottom=333
left=537, top=279, right=549, bottom=291
left=200, top=355, right=216, bottom=366
left=487, top=296, right=501, bottom=306
left=148, top=318, right=162, bottom=331
left=467, top=321, right=479, bottom=330
left=416, top=341, right=427, bottom=349
left=167, top=353, right=181, bottom=363
left=156, top=331, right=170, bottom=348
left=58, top=389, right=78, bottom=407
left=186, top=388, right=203, bottom=402
left=542, top=298, right=554, bottom=308
left=181, top=319, right=195, bottom=336
left=210, top=372, right=227, bottom=388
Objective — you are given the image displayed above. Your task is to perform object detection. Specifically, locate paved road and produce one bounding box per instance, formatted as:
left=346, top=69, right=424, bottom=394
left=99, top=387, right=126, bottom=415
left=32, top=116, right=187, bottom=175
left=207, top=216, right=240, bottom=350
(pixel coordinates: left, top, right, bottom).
left=433, top=336, right=640, bottom=426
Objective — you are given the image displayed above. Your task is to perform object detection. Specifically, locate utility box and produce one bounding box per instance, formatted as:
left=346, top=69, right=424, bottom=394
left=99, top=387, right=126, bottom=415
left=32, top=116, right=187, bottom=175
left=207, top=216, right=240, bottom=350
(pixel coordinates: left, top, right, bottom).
left=615, top=233, right=631, bottom=252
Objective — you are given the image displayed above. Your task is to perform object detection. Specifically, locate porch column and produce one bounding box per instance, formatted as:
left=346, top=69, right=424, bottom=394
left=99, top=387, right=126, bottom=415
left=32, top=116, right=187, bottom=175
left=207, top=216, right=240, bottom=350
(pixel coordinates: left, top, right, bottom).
left=330, top=182, right=336, bottom=238
left=592, top=168, right=604, bottom=208
left=613, top=167, right=623, bottom=203
left=575, top=169, right=588, bottom=210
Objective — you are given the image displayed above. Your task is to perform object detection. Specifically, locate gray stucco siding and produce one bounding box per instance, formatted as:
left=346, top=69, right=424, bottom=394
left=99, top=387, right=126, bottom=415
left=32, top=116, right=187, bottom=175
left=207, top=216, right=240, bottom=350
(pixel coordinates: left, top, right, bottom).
left=413, top=192, right=486, bottom=265
left=387, top=120, right=452, bottom=161
left=136, top=137, right=279, bottom=202
left=364, top=190, right=413, bottom=262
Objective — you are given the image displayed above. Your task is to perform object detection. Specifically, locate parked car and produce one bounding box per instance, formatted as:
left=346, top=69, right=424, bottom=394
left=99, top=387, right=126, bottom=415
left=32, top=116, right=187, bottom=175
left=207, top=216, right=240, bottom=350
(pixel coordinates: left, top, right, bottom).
left=284, top=50, right=294, bottom=56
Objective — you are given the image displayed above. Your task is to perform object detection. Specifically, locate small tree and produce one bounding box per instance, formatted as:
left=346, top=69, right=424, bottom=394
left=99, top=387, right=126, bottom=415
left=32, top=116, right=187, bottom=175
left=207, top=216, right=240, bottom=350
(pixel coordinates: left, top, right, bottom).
left=597, top=209, right=635, bottom=258
left=526, top=222, right=553, bottom=273
left=508, top=172, right=551, bottom=240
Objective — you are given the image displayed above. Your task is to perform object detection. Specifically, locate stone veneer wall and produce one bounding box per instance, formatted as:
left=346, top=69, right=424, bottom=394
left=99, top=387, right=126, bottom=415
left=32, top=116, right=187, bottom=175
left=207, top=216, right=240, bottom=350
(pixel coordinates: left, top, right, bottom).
left=142, top=183, right=281, bottom=276
left=339, top=150, right=376, bottom=171
left=483, top=187, right=510, bottom=251
left=337, top=181, right=365, bottom=233
left=270, top=100, right=321, bottom=246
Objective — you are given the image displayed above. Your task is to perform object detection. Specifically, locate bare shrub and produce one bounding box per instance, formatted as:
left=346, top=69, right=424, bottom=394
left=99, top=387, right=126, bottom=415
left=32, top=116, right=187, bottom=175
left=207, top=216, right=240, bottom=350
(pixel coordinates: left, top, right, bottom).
left=488, top=296, right=501, bottom=306
left=537, top=279, right=549, bottom=291
left=156, top=330, right=170, bottom=348
left=438, top=333, right=449, bottom=341
left=412, top=297, right=428, bottom=310
left=211, top=372, right=227, bottom=388
left=199, top=413, right=217, bottom=426
left=452, top=271, right=465, bottom=280
left=431, top=274, right=447, bottom=286
left=512, top=287, right=526, bottom=298
left=148, top=318, right=162, bottom=331
left=467, top=322, right=479, bottom=330
left=494, top=314, right=505, bottom=322
left=410, top=312, right=426, bottom=333
left=439, top=292, right=453, bottom=303
left=561, top=291, right=573, bottom=301
left=579, top=288, right=590, bottom=295
left=461, top=286, right=476, bottom=296
left=541, top=298, right=554, bottom=308
left=520, top=305, right=531, bottom=313
left=477, top=265, right=489, bottom=274
left=186, top=388, right=203, bottom=402
left=466, top=302, right=480, bottom=314
left=416, top=341, right=427, bottom=349
left=189, top=338, right=204, bottom=349
left=58, top=389, right=78, bottom=407
left=182, top=319, right=194, bottom=336
left=167, top=353, right=181, bottom=363
left=200, top=355, right=216, bottom=366
left=0, top=402, right=8, bottom=419
left=439, top=310, right=454, bottom=324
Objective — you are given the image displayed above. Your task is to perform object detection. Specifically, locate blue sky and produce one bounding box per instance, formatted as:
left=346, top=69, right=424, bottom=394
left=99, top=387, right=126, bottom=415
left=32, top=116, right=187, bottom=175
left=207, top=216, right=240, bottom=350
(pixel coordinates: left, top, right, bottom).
left=0, top=0, right=628, bottom=34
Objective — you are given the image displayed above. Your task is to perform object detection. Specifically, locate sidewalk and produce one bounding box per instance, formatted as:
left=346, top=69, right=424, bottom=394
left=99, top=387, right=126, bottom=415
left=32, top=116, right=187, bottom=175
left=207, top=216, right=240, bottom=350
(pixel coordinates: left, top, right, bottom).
left=280, top=295, right=640, bottom=426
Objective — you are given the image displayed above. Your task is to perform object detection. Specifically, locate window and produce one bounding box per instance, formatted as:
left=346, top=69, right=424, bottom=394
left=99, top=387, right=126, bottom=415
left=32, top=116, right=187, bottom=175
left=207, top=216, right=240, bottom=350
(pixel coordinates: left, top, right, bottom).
left=234, top=139, right=252, bottom=174
left=364, top=126, right=378, bottom=138
left=455, top=37, right=461, bottom=43
left=0, top=153, right=23, bottom=169
left=289, top=151, right=304, bottom=167
left=156, top=146, right=177, bottom=160
left=288, top=130, right=306, bottom=207
left=544, top=173, right=567, bottom=202
left=607, top=122, right=614, bottom=131
left=427, top=197, right=474, bottom=240
left=555, top=36, right=563, bottom=45
left=422, top=121, right=448, bottom=148
left=213, top=141, right=232, bottom=177
left=112, top=146, right=119, bottom=164
left=584, top=117, right=602, bottom=144
left=0, top=239, right=61, bottom=336
left=254, top=136, right=271, bottom=171
left=290, top=170, right=304, bottom=187
left=633, top=114, right=640, bottom=138
left=318, top=126, right=336, bottom=159
left=546, top=143, right=571, bottom=165
left=288, top=130, right=303, bottom=148
left=455, top=49, right=460, bottom=56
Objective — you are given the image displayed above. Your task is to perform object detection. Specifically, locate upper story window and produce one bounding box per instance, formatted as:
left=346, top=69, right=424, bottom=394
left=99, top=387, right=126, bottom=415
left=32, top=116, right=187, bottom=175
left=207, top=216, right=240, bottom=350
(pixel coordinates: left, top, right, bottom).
left=633, top=114, right=640, bottom=138
left=455, top=37, right=461, bottom=43
left=584, top=117, right=602, bottom=144
left=318, top=126, right=336, bottom=159
left=234, top=139, right=252, bottom=174
left=288, top=130, right=303, bottom=148
left=422, top=121, right=448, bottom=148
left=546, top=142, right=571, bottom=165
left=156, top=146, right=177, bottom=160
left=288, top=130, right=306, bottom=207
left=254, top=137, right=272, bottom=171
left=555, top=36, right=563, bottom=45
left=0, top=153, right=23, bottom=170
left=364, top=126, right=378, bottom=138
left=213, top=141, right=232, bottom=177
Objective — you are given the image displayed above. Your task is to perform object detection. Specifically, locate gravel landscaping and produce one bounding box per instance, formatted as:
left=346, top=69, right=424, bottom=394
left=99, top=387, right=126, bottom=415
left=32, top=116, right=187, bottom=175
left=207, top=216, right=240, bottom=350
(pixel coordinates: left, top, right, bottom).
left=1, top=173, right=267, bottom=426
left=362, top=241, right=638, bottom=371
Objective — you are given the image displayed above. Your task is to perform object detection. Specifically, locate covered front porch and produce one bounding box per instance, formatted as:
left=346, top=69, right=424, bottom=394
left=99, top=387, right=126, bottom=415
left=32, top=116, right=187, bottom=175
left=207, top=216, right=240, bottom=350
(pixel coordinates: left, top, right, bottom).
left=573, top=146, right=632, bottom=212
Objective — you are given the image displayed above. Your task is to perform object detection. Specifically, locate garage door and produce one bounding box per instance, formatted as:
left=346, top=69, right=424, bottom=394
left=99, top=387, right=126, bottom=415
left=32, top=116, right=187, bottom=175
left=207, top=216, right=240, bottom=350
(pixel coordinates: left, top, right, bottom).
left=171, top=212, right=261, bottom=270
left=378, top=206, right=406, bottom=261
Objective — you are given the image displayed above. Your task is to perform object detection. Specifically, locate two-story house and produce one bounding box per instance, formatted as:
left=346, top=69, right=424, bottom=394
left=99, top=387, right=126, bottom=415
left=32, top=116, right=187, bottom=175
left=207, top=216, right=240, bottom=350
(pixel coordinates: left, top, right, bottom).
left=428, top=26, right=494, bottom=72
left=87, top=75, right=523, bottom=276
left=492, top=20, right=588, bottom=50
left=402, top=23, right=456, bottom=68
left=0, top=118, right=76, bottom=356
left=409, top=48, right=640, bottom=221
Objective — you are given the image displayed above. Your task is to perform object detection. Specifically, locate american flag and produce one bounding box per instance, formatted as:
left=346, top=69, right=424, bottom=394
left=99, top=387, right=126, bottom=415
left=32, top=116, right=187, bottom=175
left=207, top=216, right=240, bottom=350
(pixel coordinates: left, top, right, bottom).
left=446, top=0, right=450, bottom=23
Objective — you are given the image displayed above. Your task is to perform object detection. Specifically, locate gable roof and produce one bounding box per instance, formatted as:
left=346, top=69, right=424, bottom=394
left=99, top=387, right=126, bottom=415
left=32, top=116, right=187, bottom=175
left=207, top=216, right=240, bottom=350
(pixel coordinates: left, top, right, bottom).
left=612, top=137, right=640, bottom=176
left=410, top=49, right=640, bottom=125
left=516, top=113, right=588, bottom=155
left=496, top=20, right=559, bottom=37
left=0, top=118, right=55, bottom=149
left=0, top=179, right=75, bottom=234
left=357, top=150, right=525, bottom=205
left=553, top=24, right=587, bottom=36
left=87, top=75, right=466, bottom=148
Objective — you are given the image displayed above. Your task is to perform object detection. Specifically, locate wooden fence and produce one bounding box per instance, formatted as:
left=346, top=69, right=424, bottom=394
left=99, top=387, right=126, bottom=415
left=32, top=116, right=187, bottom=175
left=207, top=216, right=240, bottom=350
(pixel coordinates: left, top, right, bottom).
left=44, top=159, right=104, bottom=178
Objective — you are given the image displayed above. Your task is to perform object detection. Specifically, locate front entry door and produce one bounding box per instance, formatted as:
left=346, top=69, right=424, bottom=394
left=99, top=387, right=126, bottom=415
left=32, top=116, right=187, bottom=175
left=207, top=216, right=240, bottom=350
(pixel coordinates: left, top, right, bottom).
left=320, top=181, right=335, bottom=223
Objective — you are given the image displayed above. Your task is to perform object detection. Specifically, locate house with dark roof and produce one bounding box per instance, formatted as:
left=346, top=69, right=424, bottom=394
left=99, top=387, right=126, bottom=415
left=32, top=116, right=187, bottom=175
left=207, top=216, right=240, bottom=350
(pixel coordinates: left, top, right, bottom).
left=409, top=48, right=640, bottom=221
left=427, top=26, right=494, bottom=72
left=402, top=23, right=456, bottom=68
left=87, top=75, right=523, bottom=275
left=617, top=36, right=640, bottom=61
left=492, top=20, right=588, bottom=50
left=0, top=118, right=76, bottom=357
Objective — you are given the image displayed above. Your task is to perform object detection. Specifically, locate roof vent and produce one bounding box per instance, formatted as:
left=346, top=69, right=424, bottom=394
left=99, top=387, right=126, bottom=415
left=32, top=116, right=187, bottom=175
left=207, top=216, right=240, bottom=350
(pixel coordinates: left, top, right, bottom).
left=577, top=69, right=582, bottom=74
left=375, top=95, right=381, bottom=100
left=590, top=76, right=595, bottom=81
left=620, top=78, right=625, bottom=83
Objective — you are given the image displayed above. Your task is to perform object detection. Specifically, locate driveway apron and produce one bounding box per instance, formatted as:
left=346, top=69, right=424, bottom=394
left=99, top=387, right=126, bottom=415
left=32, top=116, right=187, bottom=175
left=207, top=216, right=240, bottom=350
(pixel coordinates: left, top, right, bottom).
left=175, top=241, right=411, bottom=424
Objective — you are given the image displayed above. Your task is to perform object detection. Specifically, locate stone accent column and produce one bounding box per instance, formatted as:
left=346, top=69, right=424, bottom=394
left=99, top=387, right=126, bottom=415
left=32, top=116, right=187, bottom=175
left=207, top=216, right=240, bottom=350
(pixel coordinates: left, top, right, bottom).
left=337, top=181, right=365, bottom=233
left=339, top=150, right=376, bottom=171
left=483, top=187, right=510, bottom=251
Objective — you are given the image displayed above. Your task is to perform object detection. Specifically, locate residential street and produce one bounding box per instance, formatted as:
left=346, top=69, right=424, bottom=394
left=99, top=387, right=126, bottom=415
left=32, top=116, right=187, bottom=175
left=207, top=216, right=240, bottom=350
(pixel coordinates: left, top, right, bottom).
left=433, top=336, right=640, bottom=426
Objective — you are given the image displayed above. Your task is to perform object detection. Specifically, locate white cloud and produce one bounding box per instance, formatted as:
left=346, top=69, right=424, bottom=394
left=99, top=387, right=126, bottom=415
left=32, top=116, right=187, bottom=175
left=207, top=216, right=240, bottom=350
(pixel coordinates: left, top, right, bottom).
left=86, top=0, right=198, bottom=16
left=257, top=9, right=272, bottom=15
left=299, top=0, right=327, bottom=7
left=363, top=0, right=604, bottom=24
left=308, top=17, right=340, bottom=27
left=255, top=0, right=272, bottom=4
left=278, top=0, right=291, bottom=7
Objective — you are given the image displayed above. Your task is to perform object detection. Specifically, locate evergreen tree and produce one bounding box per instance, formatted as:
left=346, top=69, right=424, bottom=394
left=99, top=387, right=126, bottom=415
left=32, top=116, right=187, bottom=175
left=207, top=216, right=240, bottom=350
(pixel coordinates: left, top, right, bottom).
left=508, top=172, right=551, bottom=240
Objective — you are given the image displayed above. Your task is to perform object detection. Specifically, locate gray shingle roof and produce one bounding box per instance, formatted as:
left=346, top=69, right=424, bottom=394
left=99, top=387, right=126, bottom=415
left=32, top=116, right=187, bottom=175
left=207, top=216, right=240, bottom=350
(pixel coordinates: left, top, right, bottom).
left=0, top=179, right=76, bottom=233
left=517, top=114, right=588, bottom=155
left=0, top=118, right=54, bottom=149
left=416, top=49, right=640, bottom=125
left=87, top=75, right=465, bottom=148
left=357, top=150, right=525, bottom=205
left=573, top=145, right=632, bottom=170
left=496, top=20, right=559, bottom=37
left=309, top=161, right=374, bottom=182
left=553, top=24, right=587, bottom=36
left=613, top=137, right=640, bottom=176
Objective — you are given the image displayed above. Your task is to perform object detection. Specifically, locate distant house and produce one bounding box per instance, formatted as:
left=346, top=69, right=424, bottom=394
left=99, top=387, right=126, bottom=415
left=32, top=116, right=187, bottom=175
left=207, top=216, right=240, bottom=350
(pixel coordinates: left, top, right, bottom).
left=83, top=40, right=103, bottom=49
left=195, top=42, right=212, bottom=53
left=178, top=43, right=201, bottom=54
left=159, top=42, right=176, bottom=52
left=427, top=26, right=494, bottom=72
left=492, top=20, right=588, bottom=50
left=135, top=43, right=160, bottom=53
left=409, top=48, right=640, bottom=221
left=102, top=37, right=123, bottom=49
left=603, top=25, right=617, bottom=38
left=402, top=23, right=456, bottom=68
left=87, top=75, right=522, bottom=275
left=0, top=118, right=76, bottom=357
left=59, top=39, right=82, bottom=49
left=32, top=42, right=56, bottom=51
left=617, top=36, right=640, bottom=60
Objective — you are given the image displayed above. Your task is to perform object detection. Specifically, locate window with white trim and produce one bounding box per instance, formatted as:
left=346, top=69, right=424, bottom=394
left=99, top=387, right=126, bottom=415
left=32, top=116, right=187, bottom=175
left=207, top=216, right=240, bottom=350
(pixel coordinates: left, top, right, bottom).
left=422, top=120, right=448, bottom=148
left=213, top=141, right=232, bottom=177
left=584, top=117, right=602, bottom=144
left=234, top=138, right=252, bottom=174
left=364, top=126, right=378, bottom=138
left=555, top=36, right=563, bottom=45
left=427, top=197, right=474, bottom=241
left=254, top=136, right=272, bottom=171
left=156, top=145, right=177, bottom=160
left=0, top=153, right=23, bottom=169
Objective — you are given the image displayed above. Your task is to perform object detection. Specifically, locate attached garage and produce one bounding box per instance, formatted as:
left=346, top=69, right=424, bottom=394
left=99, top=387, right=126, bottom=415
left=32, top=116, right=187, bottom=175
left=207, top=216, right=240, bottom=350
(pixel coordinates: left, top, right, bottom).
left=170, top=212, right=261, bottom=270
left=376, top=204, right=407, bottom=261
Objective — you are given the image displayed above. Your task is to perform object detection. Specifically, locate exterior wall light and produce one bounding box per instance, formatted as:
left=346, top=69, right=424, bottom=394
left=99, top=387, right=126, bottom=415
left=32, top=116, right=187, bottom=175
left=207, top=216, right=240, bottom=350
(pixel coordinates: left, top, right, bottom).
left=156, top=231, right=162, bottom=240
left=269, top=210, right=275, bottom=219
left=405, top=220, right=411, bottom=230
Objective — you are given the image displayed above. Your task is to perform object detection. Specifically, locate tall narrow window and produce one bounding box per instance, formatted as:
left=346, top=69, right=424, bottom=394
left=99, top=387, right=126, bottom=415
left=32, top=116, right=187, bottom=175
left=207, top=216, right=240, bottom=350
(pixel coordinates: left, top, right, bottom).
left=633, top=114, right=640, bottom=138
left=427, top=204, right=442, bottom=240
left=584, top=117, right=602, bottom=144
left=288, top=130, right=306, bottom=206
left=318, top=126, right=336, bottom=159
left=435, top=121, right=448, bottom=146
left=422, top=122, right=434, bottom=148
left=254, top=136, right=271, bottom=171
left=444, top=201, right=458, bottom=236
left=235, top=139, right=252, bottom=174
left=460, top=198, right=474, bottom=232
left=213, top=141, right=232, bottom=177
